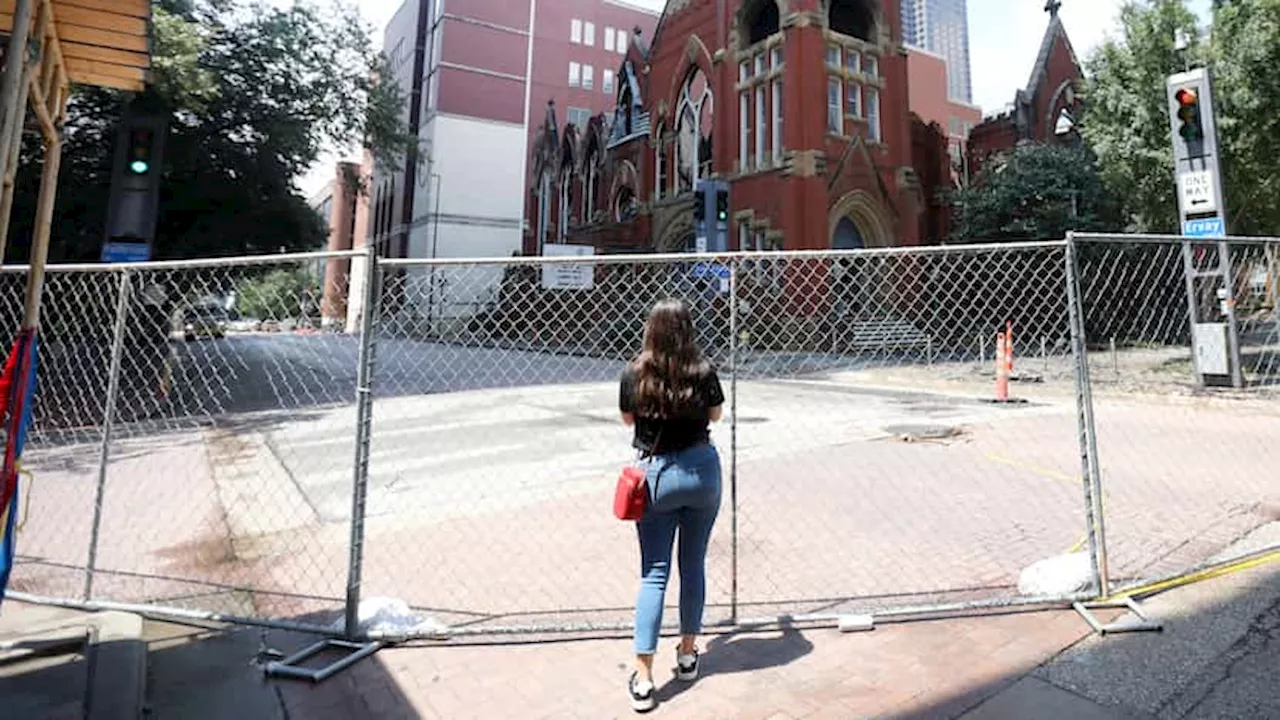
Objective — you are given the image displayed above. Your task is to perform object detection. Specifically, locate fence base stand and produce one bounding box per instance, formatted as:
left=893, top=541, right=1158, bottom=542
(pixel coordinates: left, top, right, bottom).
left=265, top=639, right=384, bottom=683
left=1072, top=597, right=1163, bottom=635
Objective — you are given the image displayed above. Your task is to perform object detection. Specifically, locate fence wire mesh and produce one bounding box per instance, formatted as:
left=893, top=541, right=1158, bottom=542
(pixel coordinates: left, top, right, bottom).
left=9, top=253, right=362, bottom=625
left=354, top=244, right=1098, bottom=633
left=1073, top=234, right=1280, bottom=593
left=9, top=235, right=1275, bottom=638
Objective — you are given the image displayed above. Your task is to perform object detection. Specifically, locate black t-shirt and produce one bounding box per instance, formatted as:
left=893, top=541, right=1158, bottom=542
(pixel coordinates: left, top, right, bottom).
left=619, top=365, right=725, bottom=455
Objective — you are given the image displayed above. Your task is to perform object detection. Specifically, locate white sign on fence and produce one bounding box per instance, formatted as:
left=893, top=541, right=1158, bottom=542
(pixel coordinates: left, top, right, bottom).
left=1178, top=170, right=1218, bottom=213
left=541, top=244, right=595, bottom=290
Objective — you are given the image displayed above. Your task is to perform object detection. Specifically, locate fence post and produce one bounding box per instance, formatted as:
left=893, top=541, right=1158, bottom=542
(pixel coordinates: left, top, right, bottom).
left=1064, top=234, right=1110, bottom=598
left=344, top=245, right=381, bottom=638
left=728, top=257, right=740, bottom=625
left=84, top=269, right=133, bottom=601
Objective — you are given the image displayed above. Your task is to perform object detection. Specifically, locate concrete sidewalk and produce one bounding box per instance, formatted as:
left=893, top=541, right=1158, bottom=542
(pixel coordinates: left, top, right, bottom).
left=3, top=555, right=1276, bottom=719
left=149, top=555, right=1278, bottom=719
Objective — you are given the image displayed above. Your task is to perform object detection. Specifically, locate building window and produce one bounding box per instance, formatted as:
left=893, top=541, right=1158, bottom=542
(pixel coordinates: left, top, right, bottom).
left=582, top=65, right=594, bottom=90
left=655, top=124, right=667, bottom=200
left=603, top=69, right=615, bottom=94
left=567, top=106, right=590, bottom=128
left=739, top=92, right=750, bottom=169
left=584, top=22, right=595, bottom=46
left=755, top=85, right=766, bottom=165
left=847, top=83, right=861, bottom=117
left=826, top=45, right=841, bottom=68
left=739, top=60, right=750, bottom=83
left=772, top=79, right=783, bottom=162
left=744, top=0, right=781, bottom=45
left=864, top=54, right=879, bottom=78
left=867, top=87, right=881, bottom=142
left=771, top=46, right=783, bottom=69
left=617, top=33, right=627, bottom=54
left=827, top=78, right=842, bottom=133
left=569, top=62, right=581, bottom=87
left=845, top=49, right=860, bottom=74
left=754, top=53, right=766, bottom=77
left=538, top=171, right=551, bottom=253
left=571, top=19, right=582, bottom=44
left=604, top=26, right=615, bottom=52
left=676, top=67, right=713, bottom=193
left=559, top=168, right=571, bottom=237
left=829, top=0, right=876, bottom=42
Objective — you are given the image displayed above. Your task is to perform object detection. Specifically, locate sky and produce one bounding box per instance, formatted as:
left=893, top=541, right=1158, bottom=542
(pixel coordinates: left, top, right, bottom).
left=299, top=0, right=1212, bottom=196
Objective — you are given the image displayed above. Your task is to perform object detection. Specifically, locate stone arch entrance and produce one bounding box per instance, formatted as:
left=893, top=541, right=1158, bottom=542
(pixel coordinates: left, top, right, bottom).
left=832, top=216, right=866, bottom=250
left=828, top=196, right=892, bottom=319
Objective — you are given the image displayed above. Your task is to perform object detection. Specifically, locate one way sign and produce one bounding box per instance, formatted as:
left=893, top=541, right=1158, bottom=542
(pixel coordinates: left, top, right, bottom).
left=1178, top=170, right=1219, bottom=213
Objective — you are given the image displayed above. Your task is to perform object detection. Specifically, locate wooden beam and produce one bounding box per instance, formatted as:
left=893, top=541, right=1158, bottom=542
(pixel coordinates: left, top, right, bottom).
left=64, top=67, right=141, bottom=90
left=54, top=23, right=147, bottom=53
left=52, top=5, right=147, bottom=37
left=56, top=0, right=148, bottom=19
left=58, top=41, right=147, bottom=68
left=64, top=56, right=143, bottom=82
left=25, top=74, right=55, bottom=139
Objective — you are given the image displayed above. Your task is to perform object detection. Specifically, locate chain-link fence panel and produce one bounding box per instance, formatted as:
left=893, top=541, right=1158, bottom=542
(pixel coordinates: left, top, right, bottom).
left=1073, top=234, right=1280, bottom=593
left=3, top=268, right=122, bottom=600
left=731, top=243, right=1097, bottom=619
left=360, top=255, right=736, bottom=633
left=9, top=252, right=365, bottom=628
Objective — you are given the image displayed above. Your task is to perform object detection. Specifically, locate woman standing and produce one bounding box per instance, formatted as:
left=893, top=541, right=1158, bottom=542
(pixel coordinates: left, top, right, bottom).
left=618, top=299, right=725, bottom=713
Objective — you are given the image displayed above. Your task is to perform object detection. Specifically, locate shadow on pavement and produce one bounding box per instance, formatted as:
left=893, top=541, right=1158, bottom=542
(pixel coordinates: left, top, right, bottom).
left=896, top=562, right=1280, bottom=720
left=656, top=621, right=815, bottom=704
left=0, top=602, right=424, bottom=720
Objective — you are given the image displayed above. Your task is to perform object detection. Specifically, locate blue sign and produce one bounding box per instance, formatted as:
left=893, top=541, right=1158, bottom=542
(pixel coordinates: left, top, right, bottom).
left=101, top=241, right=151, bottom=263
left=691, top=262, right=731, bottom=280
left=1182, top=217, right=1225, bottom=238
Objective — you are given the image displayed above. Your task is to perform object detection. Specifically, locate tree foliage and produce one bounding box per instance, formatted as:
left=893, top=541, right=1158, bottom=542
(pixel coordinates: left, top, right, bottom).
left=234, top=267, right=319, bottom=320
left=7, top=0, right=410, bottom=263
left=949, top=143, right=1124, bottom=242
left=1082, top=0, right=1280, bottom=235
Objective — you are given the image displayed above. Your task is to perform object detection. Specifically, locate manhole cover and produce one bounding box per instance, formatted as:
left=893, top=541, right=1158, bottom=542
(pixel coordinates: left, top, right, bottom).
left=736, top=416, right=769, bottom=424
left=881, top=424, right=961, bottom=441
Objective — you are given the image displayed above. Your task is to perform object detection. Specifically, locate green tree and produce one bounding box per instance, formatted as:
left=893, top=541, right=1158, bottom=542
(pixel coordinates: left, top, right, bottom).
left=1081, top=0, right=1280, bottom=235
left=8, top=0, right=410, bottom=263
left=1207, top=0, right=1280, bottom=235
left=1081, top=0, right=1203, bottom=233
left=234, top=267, right=320, bottom=320
left=949, top=143, right=1124, bottom=242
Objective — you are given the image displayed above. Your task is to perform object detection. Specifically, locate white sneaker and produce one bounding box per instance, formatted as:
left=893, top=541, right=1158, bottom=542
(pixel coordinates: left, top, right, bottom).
left=628, top=672, right=656, bottom=713
left=675, top=647, right=699, bottom=681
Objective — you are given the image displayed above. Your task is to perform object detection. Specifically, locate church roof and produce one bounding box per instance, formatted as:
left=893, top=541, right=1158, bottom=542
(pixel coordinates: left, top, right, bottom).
left=1024, top=1, right=1081, bottom=98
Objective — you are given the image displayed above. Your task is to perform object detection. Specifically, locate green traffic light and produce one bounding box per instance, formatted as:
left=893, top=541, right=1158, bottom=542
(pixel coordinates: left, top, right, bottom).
left=130, top=160, right=150, bottom=174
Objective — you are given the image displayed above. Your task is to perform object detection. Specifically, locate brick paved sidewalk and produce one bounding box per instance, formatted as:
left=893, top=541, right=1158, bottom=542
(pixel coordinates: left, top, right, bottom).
left=270, top=607, right=1104, bottom=720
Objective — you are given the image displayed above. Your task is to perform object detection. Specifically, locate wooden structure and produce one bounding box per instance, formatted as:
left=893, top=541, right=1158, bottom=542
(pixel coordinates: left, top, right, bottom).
left=0, top=0, right=150, bottom=328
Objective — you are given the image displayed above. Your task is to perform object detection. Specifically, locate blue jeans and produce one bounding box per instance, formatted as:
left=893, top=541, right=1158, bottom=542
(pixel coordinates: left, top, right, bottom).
left=633, top=442, right=722, bottom=655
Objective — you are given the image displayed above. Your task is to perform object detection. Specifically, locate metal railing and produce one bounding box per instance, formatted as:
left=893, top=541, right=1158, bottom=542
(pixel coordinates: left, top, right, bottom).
left=5, top=234, right=1277, bottom=639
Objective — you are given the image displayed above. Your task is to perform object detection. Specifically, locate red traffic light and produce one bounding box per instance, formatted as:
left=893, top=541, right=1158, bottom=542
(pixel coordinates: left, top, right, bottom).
left=1175, top=88, right=1198, bottom=106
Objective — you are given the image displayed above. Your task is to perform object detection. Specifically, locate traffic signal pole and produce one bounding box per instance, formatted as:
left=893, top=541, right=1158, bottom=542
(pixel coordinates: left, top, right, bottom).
left=1166, top=67, right=1243, bottom=389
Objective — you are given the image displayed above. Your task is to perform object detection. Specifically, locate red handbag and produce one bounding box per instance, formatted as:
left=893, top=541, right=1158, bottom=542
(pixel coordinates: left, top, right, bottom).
left=614, top=431, right=662, bottom=521
left=613, top=465, right=649, bottom=521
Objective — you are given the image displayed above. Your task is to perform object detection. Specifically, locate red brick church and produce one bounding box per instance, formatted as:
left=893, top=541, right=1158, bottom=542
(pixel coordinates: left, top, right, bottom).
left=523, top=0, right=955, bottom=256
left=966, top=0, right=1085, bottom=176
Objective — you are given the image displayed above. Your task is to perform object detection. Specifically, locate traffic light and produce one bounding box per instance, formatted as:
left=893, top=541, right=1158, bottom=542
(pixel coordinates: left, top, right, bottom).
left=693, top=189, right=706, bottom=221
left=715, top=189, right=728, bottom=222
left=127, top=127, right=155, bottom=175
left=1175, top=87, right=1203, bottom=145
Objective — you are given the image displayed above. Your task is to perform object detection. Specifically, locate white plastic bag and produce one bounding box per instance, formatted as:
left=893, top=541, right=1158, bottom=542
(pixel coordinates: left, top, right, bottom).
left=1017, top=552, right=1092, bottom=596
left=331, top=596, right=448, bottom=639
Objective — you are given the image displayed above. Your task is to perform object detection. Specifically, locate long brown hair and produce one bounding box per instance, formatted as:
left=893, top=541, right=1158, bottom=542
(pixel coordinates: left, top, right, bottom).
left=631, top=299, right=710, bottom=418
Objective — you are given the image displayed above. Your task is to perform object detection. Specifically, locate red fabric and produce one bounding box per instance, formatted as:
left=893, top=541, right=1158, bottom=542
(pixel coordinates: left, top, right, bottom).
left=0, top=335, right=28, bottom=515
left=613, top=465, right=649, bottom=521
